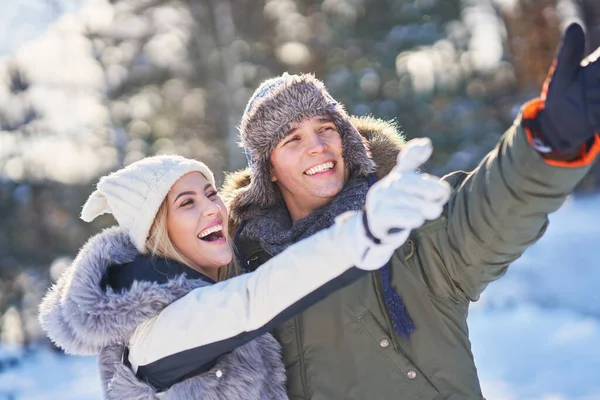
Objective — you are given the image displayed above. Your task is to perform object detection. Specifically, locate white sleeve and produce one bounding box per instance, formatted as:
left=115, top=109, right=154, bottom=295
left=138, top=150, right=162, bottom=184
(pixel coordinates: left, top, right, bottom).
left=128, top=211, right=363, bottom=371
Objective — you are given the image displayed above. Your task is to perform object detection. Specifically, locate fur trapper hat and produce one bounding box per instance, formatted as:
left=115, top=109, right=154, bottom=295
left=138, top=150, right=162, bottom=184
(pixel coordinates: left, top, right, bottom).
left=237, top=73, right=376, bottom=211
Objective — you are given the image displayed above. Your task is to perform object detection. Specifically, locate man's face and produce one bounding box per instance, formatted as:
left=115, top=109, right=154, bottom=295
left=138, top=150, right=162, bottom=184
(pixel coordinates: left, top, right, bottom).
left=269, top=115, right=349, bottom=221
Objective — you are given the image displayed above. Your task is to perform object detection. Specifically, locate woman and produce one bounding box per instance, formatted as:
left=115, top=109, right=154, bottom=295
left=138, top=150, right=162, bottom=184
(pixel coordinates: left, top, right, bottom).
left=39, top=149, right=448, bottom=399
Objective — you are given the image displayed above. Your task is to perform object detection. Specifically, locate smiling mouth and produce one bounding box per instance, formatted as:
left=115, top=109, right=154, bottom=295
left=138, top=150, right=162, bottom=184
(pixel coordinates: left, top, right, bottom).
left=304, top=161, right=335, bottom=176
left=197, top=224, right=225, bottom=242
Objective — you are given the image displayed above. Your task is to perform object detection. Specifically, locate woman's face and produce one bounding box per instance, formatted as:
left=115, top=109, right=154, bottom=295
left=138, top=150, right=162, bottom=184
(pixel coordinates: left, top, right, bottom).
left=166, top=172, right=231, bottom=273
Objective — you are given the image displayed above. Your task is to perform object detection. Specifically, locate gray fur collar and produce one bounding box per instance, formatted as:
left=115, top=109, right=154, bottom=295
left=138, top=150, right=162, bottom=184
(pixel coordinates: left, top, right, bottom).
left=222, top=115, right=406, bottom=234
left=99, top=336, right=287, bottom=400
left=38, top=226, right=207, bottom=355
left=39, top=226, right=287, bottom=399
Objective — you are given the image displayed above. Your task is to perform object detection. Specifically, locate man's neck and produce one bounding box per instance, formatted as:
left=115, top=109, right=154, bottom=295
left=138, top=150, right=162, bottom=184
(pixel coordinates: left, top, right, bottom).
left=287, top=197, right=333, bottom=223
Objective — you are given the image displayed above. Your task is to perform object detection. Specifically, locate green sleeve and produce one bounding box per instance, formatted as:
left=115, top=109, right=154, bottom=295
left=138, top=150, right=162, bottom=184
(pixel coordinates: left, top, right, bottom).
left=405, top=117, right=595, bottom=302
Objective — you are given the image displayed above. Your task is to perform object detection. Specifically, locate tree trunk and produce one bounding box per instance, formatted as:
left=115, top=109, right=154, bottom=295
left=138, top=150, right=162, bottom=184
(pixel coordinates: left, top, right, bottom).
left=202, top=0, right=246, bottom=172
left=579, top=0, right=600, bottom=53
left=501, top=0, right=561, bottom=90
left=576, top=0, right=600, bottom=192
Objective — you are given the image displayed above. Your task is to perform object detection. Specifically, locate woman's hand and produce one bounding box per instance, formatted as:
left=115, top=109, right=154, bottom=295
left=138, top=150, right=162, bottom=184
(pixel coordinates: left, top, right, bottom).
left=341, top=138, right=451, bottom=270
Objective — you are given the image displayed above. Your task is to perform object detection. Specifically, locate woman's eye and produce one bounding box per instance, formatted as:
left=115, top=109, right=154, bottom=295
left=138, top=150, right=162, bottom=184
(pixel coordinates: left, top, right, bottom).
left=180, top=199, right=194, bottom=207
left=207, top=191, right=218, bottom=198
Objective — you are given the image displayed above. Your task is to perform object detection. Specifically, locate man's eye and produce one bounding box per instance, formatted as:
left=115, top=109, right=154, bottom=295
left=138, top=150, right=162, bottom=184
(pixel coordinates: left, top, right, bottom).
left=284, top=137, right=299, bottom=146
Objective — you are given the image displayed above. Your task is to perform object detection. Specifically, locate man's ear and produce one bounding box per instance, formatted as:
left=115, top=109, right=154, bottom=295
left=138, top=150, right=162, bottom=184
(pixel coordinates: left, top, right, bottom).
left=268, top=159, right=278, bottom=182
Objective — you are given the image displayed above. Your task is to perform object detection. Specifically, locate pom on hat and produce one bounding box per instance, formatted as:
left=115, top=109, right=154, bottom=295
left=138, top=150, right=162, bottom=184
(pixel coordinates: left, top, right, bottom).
left=80, top=190, right=111, bottom=222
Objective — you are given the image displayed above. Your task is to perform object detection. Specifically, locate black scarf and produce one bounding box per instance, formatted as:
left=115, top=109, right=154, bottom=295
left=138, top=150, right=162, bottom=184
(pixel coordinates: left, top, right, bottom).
left=240, top=176, right=369, bottom=255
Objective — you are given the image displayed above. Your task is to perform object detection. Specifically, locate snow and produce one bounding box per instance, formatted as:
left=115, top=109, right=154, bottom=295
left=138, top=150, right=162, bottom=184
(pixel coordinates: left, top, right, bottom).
left=0, top=346, right=101, bottom=399
left=470, top=305, right=600, bottom=400
left=470, top=194, right=600, bottom=400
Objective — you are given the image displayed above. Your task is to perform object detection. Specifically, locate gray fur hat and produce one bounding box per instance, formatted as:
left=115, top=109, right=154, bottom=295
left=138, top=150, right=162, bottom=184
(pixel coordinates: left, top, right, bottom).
left=237, top=73, right=375, bottom=211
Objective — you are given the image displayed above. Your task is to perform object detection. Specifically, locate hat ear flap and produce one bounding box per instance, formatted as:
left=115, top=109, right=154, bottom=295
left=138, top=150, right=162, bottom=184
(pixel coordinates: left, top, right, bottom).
left=328, top=108, right=375, bottom=177
left=229, top=161, right=281, bottom=222
left=253, top=160, right=280, bottom=208
left=81, top=190, right=111, bottom=222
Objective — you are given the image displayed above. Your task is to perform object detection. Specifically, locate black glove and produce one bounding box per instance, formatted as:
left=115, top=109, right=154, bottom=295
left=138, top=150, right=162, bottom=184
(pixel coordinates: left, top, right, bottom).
left=533, top=23, right=600, bottom=154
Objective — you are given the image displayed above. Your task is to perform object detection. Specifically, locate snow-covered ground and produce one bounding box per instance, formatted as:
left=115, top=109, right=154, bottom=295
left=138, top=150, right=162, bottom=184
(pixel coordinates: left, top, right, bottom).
left=1, top=194, right=599, bottom=400
left=0, top=346, right=101, bottom=399
left=469, top=194, right=600, bottom=400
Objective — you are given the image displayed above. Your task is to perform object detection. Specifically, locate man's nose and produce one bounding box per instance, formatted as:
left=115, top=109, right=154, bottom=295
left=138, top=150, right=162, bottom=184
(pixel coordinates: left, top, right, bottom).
left=306, top=132, right=327, bottom=154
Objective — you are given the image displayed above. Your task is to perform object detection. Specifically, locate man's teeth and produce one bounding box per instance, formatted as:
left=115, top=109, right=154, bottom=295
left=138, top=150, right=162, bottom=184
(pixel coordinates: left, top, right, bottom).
left=305, top=162, right=334, bottom=176
left=198, top=224, right=222, bottom=238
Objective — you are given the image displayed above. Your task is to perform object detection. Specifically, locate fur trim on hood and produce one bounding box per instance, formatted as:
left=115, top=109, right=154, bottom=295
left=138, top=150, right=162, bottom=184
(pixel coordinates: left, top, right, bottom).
left=98, top=337, right=286, bottom=400
left=221, top=115, right=406, bottom=234
left=39, top=226, right=287, bottom=399
left=38, top=226, right=206, bottom=356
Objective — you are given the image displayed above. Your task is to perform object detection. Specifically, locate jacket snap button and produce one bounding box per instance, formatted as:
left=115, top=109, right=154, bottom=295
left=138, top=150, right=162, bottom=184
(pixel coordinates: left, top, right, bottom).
left=216, top=369, right=223, bottom=378
left=379, top=338, right=390, bottom=348
left=407, top=370, right=417, bottom=380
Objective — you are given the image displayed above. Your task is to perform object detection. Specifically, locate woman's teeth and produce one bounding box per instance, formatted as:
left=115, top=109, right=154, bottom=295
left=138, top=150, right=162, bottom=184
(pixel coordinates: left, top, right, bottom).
left=198, top=224, right=223, bottom=239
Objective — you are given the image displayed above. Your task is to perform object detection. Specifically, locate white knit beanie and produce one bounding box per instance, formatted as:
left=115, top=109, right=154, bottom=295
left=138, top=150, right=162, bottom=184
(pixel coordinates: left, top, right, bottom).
left=80, top=155, right=216, bottom=253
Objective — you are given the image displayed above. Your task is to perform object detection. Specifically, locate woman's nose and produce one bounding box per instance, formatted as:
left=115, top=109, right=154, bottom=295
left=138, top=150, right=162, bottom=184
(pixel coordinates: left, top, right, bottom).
left=201, top=198, right=222, bottom=217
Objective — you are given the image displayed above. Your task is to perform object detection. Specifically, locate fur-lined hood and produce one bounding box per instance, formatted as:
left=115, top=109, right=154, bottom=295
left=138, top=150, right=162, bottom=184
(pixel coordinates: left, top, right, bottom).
left=221, top=115, right=406, bottom=232
left=38, top=226, right=209, bottom=356
left=39, top=226, right=288, bottom=399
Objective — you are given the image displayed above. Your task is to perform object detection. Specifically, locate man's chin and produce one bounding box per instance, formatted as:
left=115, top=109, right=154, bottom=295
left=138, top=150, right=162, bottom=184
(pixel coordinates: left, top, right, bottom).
left=311, top=183, right=345, bottom=199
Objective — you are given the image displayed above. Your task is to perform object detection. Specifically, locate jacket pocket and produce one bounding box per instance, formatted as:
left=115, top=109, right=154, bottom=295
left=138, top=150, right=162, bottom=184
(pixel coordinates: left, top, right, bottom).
left=357, top=310, right=440, bottom=400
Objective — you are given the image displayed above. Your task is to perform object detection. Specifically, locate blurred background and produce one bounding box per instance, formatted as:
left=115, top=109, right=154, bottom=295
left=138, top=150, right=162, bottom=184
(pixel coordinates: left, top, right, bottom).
left=0, top=0, right=599, bottom=399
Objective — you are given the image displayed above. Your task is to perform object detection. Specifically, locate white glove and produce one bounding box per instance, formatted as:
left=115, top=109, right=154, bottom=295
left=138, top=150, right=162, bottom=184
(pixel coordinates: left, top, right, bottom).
left=339, top=138, right=451, bottom=270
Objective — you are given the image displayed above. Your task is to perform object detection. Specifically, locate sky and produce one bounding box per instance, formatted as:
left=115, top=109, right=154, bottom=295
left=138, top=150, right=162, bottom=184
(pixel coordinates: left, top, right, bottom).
left=0, top=0, right=82, bottom=56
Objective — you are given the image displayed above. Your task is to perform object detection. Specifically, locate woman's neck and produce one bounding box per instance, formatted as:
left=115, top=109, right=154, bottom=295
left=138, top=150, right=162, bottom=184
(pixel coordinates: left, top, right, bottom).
left=200, top=267, right=220, bottom=282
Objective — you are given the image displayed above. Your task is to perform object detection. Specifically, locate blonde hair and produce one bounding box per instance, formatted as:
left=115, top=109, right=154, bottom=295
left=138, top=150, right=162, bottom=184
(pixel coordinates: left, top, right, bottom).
left=146, top=200, right=238, bottom=281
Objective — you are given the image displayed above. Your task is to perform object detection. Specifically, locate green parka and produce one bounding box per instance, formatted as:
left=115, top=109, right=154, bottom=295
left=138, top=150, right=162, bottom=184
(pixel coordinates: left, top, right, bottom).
left=222, top=109, right=597, bottom=400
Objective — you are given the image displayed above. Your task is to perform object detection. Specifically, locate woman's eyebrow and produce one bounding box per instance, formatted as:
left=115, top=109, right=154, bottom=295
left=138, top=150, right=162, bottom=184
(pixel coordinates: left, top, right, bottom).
left=173, top=191, right=196, bottom=204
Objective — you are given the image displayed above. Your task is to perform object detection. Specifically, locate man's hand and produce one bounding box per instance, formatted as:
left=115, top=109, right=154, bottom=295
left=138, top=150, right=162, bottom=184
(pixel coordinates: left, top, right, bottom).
left=536, top=23, right=600, bottom=154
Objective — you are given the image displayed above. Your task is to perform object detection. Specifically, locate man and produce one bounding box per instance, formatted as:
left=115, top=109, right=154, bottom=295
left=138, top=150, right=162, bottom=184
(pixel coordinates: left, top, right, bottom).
left=223, top=24, right=600, bottom=399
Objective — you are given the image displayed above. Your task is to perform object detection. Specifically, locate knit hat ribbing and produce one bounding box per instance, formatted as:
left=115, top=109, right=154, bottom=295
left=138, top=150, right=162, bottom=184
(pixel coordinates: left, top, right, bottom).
left=81, top=155, right=216, bottom=253
left=235, top=73, right=376, bottom=213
